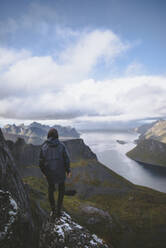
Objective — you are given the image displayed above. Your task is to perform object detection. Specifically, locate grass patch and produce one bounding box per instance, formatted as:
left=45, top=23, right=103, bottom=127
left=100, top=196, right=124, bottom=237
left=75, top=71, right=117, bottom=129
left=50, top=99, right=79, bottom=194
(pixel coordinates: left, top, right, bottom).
left=23, top=176, right=48, bottom=193
left=22, top=164, right=166, bottom=248
left=70, top=159, right=96, bottom=168
left=88, top=187, right=166, bottom=231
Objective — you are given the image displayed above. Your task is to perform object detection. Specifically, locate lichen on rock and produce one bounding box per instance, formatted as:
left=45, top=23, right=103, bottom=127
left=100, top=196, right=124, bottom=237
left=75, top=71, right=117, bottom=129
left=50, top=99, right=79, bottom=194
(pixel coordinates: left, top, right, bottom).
left=0, top=190, right=18, bottom=241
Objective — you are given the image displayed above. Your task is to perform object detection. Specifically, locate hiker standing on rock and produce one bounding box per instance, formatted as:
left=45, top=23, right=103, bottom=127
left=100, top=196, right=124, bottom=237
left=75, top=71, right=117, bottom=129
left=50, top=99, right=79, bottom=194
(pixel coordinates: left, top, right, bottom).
left=39, top=128, right=71, bottom=217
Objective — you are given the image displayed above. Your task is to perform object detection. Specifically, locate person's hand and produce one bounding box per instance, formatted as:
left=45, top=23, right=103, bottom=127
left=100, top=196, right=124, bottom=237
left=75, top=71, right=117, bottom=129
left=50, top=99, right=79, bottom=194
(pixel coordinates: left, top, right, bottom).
left=66, top=172, right=72, bottom=178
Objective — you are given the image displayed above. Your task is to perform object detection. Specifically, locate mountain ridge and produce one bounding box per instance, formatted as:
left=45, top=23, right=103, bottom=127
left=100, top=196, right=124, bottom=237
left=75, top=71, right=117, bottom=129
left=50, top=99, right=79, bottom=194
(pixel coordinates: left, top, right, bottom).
left=2, top=122, right=80, bottom=145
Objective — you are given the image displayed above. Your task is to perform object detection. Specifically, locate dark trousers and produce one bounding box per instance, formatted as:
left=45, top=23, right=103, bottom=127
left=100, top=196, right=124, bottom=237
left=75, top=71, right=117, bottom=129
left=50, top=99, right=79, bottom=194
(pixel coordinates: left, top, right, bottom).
left=48, top=181, right=65, bottom=212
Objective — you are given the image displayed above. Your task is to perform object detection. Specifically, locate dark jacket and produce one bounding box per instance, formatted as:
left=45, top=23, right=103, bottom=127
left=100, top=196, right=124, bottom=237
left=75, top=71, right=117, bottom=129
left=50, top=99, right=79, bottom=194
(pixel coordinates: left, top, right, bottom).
left=39, top=137, right=71, bottom=184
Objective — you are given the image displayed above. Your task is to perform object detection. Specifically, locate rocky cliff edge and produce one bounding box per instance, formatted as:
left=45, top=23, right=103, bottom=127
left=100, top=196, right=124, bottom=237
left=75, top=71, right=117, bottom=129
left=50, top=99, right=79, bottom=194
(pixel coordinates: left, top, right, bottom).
left=0, top=129, right=110, bottom=247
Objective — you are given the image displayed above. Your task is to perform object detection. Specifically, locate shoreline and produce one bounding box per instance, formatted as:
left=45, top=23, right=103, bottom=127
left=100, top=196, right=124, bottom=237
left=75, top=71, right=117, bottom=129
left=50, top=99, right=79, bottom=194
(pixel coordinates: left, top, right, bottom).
left=80, top=130, right=166, bottom=194
left=133, top=159, right=166, bottom=170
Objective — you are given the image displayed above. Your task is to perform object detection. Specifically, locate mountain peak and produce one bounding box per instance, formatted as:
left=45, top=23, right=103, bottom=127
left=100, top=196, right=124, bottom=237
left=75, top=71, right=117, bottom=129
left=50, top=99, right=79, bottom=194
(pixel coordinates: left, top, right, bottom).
left=29, top=122, right=43, bottom=128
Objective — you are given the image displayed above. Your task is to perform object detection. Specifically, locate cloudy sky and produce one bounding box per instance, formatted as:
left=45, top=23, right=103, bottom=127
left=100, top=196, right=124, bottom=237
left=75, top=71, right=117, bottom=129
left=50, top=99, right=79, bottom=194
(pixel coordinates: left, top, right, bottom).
left=0, top=0, right=166, bottom=129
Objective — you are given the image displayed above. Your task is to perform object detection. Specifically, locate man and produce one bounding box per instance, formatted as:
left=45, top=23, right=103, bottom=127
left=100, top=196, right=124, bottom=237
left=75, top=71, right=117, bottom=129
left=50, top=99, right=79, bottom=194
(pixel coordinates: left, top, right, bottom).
left=39, top=128, right=71, bottom=217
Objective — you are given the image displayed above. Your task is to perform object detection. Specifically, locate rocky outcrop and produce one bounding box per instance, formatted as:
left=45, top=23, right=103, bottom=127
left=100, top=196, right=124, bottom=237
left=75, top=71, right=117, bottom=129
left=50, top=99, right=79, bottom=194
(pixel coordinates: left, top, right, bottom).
left=0, top=129, right=42, bottom=248
left=0, top=190, right=18, bottom=246
left=39, top=211, right=110, bottom=248
left=63, top=138, right=97, bottom=162
left=2, top=122, right=80, bottom=145
left=0, top=130, right=111, bottom=247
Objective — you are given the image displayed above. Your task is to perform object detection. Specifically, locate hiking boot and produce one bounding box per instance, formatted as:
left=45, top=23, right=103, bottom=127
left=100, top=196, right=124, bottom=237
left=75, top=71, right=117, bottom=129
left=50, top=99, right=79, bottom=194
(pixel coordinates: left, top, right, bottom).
left=56, top=209, right=62, bottom=218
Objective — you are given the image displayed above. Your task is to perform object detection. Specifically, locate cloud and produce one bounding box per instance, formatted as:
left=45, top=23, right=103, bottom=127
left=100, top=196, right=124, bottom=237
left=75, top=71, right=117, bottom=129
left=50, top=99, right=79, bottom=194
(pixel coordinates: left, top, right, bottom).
left=57, top=76, right=166, bottom=122
left=0, top=18, right=165, bottom=126
left=0, top=71, right=166, bottom=123
left=0, top=29, right=128, bottom=98
left=0, top=47, right=31, bottom=70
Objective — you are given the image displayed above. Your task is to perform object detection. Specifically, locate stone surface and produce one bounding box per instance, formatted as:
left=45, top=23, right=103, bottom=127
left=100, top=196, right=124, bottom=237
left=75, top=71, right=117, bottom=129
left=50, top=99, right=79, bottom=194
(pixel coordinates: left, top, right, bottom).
left=39, top=211, right=110, bottom=248
left=0, top=129, right=42, bottom=248
left=0, top=190, right=18, bottom=242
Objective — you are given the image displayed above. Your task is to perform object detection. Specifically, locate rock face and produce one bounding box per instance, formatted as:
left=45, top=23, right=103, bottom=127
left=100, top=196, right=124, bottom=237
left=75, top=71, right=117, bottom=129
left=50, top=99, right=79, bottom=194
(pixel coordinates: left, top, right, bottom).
left=7, top=138, right=96, bottom=166
left=139, top=119, right=166, bottom=143
left=6, top=138, right=42, bottom=177
left=2, top=122, right=80, bottom=145
left=6, top=137, right=97, bottom=178
left=39, top=211, right=110, bottom=248
left=63, top=138, right=97, bottom=162
left=0, top=129, right=41, bottom=248
left=134, top=120, right=158, bottom=135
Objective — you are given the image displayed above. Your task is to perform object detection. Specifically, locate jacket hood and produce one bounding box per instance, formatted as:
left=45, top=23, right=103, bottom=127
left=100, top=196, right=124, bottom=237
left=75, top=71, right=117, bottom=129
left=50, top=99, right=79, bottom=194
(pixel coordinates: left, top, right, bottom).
left=46, top=137, right=60, bottom=147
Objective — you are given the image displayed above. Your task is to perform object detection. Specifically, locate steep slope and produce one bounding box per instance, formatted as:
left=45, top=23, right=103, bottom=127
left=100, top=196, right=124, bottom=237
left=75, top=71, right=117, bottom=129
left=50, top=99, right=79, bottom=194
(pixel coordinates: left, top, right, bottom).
left=126, top=138, right=166, bottom=167
left=134, top=120, right=158, bottom=135
left=7, top=135, right=166, bottom=248
left=140, top=119, right=166, bottom=143
left=127, top=120, right=166, bottom=167
left=0, top=129, right=41, bottom=248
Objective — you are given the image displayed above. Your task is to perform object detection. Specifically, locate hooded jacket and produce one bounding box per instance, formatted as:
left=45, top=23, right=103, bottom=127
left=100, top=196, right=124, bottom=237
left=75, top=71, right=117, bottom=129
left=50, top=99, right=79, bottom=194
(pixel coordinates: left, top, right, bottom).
left=39, top=137, right=71, bottom=184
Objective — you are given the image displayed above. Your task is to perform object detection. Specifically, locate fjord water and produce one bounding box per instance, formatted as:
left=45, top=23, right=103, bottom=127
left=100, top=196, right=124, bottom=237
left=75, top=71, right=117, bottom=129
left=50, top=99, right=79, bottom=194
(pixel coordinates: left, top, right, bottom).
left=80, top=130, right=166, bottom=193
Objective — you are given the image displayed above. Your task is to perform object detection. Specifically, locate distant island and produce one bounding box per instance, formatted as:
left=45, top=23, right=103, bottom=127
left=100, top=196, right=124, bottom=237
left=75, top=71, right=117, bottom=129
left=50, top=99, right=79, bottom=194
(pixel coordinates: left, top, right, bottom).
left=116, top=139, right=127, bottom=144
left=2, top=121, right=80, bottom=145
